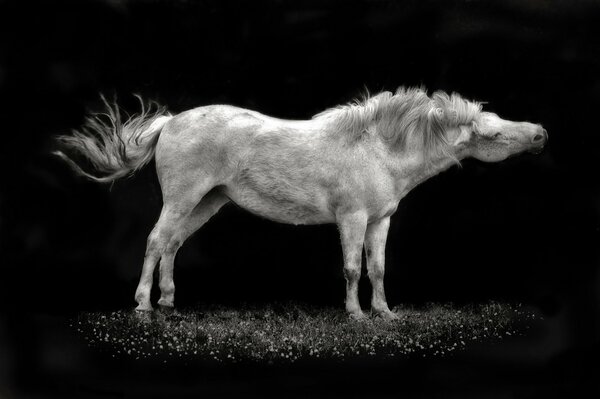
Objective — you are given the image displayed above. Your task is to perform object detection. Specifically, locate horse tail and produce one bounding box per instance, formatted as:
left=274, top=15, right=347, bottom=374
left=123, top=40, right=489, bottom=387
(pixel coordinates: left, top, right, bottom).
left=54, top=95, right=173, bottom=184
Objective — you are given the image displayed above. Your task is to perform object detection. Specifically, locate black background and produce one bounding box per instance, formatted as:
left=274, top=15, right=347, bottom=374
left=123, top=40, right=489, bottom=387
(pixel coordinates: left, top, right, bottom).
left=1, top=0, right=599, bottom=397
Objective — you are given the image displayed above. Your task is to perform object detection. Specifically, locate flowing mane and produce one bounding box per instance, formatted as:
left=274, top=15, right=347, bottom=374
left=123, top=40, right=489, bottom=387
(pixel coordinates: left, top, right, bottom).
left=313, top=87, right=482, bottom=160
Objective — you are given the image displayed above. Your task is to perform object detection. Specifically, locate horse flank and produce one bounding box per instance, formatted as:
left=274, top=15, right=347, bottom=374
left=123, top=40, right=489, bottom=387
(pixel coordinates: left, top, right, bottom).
left=313, top=87, right=482, bottom=162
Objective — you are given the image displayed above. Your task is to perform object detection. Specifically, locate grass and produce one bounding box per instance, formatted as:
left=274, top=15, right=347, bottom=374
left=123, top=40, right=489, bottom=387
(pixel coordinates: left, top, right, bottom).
left=72, top=302, right=539, bottom=364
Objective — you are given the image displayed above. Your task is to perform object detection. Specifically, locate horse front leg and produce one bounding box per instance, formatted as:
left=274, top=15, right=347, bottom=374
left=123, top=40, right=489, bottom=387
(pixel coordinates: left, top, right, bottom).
left=365, top=216, right=397, bottom=320
left=337, top=210, right=368, bottom=320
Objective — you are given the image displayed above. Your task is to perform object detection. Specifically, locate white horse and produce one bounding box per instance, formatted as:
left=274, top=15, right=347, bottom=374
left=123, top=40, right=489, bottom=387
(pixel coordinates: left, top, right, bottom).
left=55, top=87, right=547, bottom=319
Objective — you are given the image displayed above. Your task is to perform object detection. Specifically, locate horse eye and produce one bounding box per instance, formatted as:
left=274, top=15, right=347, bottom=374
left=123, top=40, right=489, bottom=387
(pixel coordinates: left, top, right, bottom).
left=492, top=132, right=503, bottom=139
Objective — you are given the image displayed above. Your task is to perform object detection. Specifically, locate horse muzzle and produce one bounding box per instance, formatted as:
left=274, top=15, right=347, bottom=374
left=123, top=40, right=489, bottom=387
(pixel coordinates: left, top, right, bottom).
left=528, top=127, right=548, bottom=154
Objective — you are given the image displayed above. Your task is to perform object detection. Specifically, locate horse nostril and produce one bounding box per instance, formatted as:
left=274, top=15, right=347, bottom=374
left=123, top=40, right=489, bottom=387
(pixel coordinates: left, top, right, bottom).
left=532, top=128, right=547, bottom=144
left=532, top=134, right=544, bottom=143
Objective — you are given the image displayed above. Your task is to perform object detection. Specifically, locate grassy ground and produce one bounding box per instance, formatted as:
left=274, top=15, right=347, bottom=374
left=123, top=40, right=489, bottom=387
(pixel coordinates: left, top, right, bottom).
left=72, top=302, right=539, bottom=364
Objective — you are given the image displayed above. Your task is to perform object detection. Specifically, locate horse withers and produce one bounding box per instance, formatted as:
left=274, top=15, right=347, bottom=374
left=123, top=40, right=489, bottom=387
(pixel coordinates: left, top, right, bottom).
left=55, top=88, right=547, bottom=320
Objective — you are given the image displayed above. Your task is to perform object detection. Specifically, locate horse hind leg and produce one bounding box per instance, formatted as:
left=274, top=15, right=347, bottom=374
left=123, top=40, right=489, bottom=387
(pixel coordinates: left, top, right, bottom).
left=134, top=178, right=216, bottom=311
left=157, top=188, right=230, bottom=309
left=134, top=206, right=192, bottom=311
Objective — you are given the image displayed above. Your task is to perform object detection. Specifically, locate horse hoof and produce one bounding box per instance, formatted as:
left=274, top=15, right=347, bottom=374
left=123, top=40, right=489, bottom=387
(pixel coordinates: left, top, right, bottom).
left=135, top=304, right=153, bottom=312
left=375, top=310, right=399, bottom=321
left=158, top=304, right=175, bottom=314
left=349, top=311, right=368, bottom=321
left=132, top=308, right=153, bottom=323
left=158, top=297, right=175, bottom=308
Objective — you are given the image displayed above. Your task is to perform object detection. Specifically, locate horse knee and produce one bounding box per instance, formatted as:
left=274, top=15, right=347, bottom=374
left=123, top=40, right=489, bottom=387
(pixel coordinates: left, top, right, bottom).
left=344, top=266, right=361, bottom=282
left=368, top=262, right=385, bottom=280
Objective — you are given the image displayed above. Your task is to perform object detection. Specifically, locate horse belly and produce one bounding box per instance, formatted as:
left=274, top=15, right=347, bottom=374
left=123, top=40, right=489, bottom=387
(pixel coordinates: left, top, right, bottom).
left=225, top=167, right=334, bottom=225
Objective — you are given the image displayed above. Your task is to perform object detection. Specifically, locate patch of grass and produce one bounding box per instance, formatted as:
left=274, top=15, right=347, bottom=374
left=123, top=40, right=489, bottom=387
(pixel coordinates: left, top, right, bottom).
left=72, top=302, right=539, bottom=363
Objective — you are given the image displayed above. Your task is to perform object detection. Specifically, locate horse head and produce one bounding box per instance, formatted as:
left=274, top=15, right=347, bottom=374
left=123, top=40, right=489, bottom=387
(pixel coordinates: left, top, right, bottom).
left=451, top=111, right=548, bottom=162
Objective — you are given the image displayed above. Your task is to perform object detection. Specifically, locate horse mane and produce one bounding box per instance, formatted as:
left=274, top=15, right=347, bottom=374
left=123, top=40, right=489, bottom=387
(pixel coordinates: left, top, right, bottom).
left=313, top=87, right=482, bottom=161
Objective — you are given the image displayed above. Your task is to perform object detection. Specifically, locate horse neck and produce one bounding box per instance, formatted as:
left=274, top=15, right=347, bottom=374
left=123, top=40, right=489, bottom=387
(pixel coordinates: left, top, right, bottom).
left=390, top=142, right=468, bottom=195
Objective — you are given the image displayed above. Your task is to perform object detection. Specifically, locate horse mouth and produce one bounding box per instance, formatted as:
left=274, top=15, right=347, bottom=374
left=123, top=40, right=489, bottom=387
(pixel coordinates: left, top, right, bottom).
left=528, top=146, right=544, bottom=155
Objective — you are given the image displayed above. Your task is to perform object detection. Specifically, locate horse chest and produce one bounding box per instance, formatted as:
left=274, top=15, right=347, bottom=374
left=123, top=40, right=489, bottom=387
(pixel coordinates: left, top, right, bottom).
left=363, top=189, right=399, bottom=221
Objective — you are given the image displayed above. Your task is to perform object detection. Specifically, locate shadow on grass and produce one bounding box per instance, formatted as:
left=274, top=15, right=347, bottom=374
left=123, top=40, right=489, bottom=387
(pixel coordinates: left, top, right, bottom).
left=72, top=302, right=539, bottom=364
